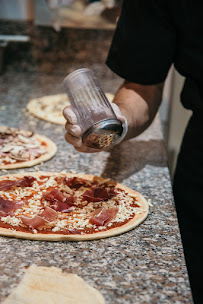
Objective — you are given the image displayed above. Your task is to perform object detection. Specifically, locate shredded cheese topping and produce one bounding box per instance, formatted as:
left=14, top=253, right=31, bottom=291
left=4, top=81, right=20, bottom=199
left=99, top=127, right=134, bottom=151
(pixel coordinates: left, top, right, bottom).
left=0, top=173, right=147, bottom=234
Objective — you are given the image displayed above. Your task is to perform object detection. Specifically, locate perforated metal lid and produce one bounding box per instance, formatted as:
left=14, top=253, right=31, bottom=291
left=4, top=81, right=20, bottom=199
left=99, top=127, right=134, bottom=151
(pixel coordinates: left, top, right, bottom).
left=82, top=118, right=123, bottom=149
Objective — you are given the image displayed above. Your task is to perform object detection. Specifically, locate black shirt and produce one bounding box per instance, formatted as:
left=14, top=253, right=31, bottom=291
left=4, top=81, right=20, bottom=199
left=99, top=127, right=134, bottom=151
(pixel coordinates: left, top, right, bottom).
left=106, top=0, right=203, bottom=113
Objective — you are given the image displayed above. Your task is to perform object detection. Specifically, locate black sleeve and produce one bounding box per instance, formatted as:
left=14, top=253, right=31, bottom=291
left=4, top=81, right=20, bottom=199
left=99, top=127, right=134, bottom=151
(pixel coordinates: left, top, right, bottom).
left=106, top=0, right=176, bottom=84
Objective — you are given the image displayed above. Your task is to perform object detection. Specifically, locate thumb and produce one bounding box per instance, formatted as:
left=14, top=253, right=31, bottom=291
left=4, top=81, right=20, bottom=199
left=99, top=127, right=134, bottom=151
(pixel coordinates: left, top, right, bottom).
left=111, top=103, right=126, bottom=124
left=111, top=103, right=128, bottom=143
left=63, top=105, right=77, bottom=125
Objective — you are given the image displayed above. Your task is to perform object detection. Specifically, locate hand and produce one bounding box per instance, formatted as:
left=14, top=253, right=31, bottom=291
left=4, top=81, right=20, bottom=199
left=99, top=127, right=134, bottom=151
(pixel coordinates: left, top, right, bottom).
left=63, top=103, right=128, bottom=153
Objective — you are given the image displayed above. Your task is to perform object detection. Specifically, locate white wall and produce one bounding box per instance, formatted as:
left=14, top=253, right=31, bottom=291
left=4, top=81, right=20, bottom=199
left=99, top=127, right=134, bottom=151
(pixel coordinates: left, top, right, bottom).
left=0, top=0, right=34, bottom=20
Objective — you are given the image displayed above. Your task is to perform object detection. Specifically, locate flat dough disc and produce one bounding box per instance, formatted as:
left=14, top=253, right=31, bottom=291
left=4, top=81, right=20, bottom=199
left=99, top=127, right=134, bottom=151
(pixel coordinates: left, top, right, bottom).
left=3, top=265, right=105, bottom=304
left=27, top=93, right=114, bottom=125
left=0, top=172, right=149, bottom=241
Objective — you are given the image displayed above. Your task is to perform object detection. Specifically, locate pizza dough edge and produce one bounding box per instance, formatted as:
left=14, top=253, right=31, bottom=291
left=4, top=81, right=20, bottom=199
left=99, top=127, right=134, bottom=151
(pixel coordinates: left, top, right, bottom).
left=0, top=172, right=149, bottom=241
left=0, top=135, right=57, bottom=170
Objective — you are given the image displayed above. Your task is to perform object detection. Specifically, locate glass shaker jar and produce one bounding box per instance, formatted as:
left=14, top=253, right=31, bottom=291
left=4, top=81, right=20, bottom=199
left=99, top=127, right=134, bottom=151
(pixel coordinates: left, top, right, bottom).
left=63, top=68, right=124, bottom=149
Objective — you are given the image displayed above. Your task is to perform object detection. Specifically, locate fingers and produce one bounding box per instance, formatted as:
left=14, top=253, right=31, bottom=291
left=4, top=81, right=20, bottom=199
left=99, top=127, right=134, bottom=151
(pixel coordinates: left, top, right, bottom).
left=63, top=103, right=127, bottom=152
left=65, top=132, right=100, bottom=153
left=75, top=145, right=101, bottom=153
left=63, top=106, right=77, bottom=124
left=63, top=105, right=83, bottom=148
left=111, top=103, right=128, bottom=143
left=65, top=132, right=83, bottom=148
left=65, top=122, right=82, bottom=137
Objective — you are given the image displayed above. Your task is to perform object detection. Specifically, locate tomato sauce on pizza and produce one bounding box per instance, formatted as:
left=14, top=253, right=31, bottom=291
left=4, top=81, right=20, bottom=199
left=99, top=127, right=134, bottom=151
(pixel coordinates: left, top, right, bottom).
left=0, top=172, right=148, bottom=241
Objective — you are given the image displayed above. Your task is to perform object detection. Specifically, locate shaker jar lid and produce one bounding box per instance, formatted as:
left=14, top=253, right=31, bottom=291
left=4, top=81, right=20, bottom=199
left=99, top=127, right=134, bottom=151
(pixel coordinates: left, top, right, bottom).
left=82, top=118, right=123, bottom=149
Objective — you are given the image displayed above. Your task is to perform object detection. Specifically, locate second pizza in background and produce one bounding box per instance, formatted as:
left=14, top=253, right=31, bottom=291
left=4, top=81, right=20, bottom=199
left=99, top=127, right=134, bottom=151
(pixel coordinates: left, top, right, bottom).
left=0, top=126, right=57, bottom=170
left=26, top=93, right=114, bottom=125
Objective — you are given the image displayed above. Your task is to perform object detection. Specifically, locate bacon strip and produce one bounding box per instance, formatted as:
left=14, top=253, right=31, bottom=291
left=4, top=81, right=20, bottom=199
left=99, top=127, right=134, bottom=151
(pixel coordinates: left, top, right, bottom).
left=0, top=176, right=36, bottom=191
left=83, top=186, right=117, bottom=202
left=0, top=196, right=24, bottom=217
left=89, top=207, right=118, bottom=226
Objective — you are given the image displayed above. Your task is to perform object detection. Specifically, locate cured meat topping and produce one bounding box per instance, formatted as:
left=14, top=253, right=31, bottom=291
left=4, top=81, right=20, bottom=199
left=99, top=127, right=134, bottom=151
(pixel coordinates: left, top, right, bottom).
left=20, top=206, right=58, bottom=229
left=0, top=196, right=24, bottom=217
left=20, top=215, right=49, bottom=229
left=0, top=176, right=36, bottom=191
left=40, top=206, right=58, bottom=222
left=50, top=201, right=75, bottom=213
left=43, top=189, right=65, bottom=203
left=65, top=177, right=87, bottom=189
left=43, top=189, right=75, bottom=213
left=83, top=186, right=116, bottom=202
left=0, top=174, right=146, bottom=235
left=89, top=207, right=118, bottom=226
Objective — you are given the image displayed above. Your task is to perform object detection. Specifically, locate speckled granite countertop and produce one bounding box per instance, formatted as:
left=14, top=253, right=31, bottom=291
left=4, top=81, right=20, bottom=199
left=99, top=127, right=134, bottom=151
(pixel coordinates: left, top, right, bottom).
left=0, top=72, right=192, bottom=303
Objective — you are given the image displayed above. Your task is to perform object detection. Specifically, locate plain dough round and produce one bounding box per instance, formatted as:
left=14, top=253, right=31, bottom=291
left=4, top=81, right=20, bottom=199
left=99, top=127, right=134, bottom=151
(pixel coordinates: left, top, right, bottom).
left=3, top=265, right=105, bottom=304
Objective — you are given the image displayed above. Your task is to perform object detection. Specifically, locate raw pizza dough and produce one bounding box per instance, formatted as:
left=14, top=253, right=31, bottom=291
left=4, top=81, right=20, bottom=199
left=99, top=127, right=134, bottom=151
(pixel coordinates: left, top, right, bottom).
left=3, top=265, right=105, bottom=304
left=27, top=93, right=114, bottom=125
left=0, top=127, right=57, bottom=170
left=0, top=172, right=149, bottom=241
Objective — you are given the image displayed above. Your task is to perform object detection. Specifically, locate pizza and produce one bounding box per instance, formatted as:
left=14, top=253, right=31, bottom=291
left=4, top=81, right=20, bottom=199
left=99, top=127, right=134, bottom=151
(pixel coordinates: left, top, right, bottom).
left=27, top=93, right=114, bottom=125
left=0, top=172, right=149, bottom=241
left=0, top=126, right=57, bottom=169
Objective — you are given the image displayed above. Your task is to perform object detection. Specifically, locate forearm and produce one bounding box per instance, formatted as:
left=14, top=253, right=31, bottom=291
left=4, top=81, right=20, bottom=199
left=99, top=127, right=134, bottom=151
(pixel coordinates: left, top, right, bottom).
left=113, top=81, right=164, bottom=140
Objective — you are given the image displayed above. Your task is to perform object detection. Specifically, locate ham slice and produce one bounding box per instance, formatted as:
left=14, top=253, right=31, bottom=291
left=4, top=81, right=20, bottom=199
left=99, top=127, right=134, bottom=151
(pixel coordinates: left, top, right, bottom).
left=0, top=176, right=36, bottom=191
left=89, top=207, right=118, bottom=226
left=43, top=189, right=65, bottom=203
left=43, top=189, right=75, bottom=213
left=64, top=195, right=75, bottom=206
left=0, top=196, right=24, bottom=217
left=65, top=177, right=87, bottom=189
left=83, top=186, right=117, bottom=202
left=50, top=201, right=74, bottom=213
left=105, top=207, right=119, bottom=225
left=89, top=208, right=109, bottom=226
left=20, top=207, right=58, bottom=229
left=40, top=206, right=58, bottom=221
left=20, top=215, right=49, bottom=229
left=50, top=196, right=75, bottom=213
